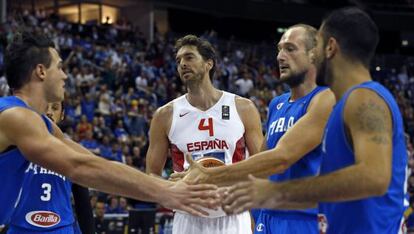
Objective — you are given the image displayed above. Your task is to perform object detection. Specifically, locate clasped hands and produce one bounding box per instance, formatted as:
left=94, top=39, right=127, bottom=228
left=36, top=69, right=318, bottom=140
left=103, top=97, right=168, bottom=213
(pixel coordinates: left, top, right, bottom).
left=169, top=154, right=275, bottom=216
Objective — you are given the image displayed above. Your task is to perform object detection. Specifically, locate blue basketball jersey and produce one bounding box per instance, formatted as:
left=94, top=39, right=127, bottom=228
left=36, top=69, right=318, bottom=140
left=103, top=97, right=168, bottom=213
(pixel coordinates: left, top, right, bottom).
left=0, top=96, right=52, bottom=224
left=9, top=162, right=74, bottom=231
left=261, top=86, right=326, bottom=218
left=319, top=81, right=408, bottom=233
left=9, top=120, right=74, bottom=230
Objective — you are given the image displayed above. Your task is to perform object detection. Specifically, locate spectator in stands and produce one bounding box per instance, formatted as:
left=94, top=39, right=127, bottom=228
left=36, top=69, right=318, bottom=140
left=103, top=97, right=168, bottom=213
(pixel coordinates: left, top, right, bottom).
left=94, top=201, right=108, bottom=234
left=99, top=135, right=114, bottom=160
left=119, top=197, right=130, bottom=214
left=106, top=196, right=122, bottom=214
left=80, top=129, right=100, bottom=154
left=76, top=114, right=92, bottom=140
left=234, top=71, right=254, bottom=96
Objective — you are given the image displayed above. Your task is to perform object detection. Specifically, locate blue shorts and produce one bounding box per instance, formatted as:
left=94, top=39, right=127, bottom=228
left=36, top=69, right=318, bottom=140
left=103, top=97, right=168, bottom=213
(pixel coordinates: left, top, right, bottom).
left=7, top=224, right=75, bottom=234
left=254, top=210, right=318, bottom=234
left=251, top=209, right=261, bottom=223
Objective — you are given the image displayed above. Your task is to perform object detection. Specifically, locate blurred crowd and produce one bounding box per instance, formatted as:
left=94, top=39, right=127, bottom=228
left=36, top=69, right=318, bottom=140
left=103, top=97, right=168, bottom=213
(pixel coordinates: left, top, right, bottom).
left=0, top=9, right=413, bottom=232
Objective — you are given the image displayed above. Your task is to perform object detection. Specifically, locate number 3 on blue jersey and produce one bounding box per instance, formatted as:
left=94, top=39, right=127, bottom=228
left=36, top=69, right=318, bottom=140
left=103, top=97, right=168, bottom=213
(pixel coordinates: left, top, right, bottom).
left=41, top=183, right=51, bottom=201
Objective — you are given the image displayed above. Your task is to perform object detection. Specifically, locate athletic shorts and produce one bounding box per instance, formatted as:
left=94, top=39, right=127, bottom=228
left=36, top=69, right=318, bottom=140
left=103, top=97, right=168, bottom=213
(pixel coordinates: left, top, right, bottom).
left=254, top=210, right=318, bottom=234
left=173, top=211, right=252, bottom=234
left=7, top=224, right=74, bottom=234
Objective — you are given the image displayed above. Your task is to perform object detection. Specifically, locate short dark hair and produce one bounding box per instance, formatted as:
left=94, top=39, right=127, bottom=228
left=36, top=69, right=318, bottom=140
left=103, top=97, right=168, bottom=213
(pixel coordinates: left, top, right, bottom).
left=174, top=35, right=217, bottom=79
left=321, top=7, right=379, bottom=67
left=4, top=31, right=55, bottom=90
left=288, top=24, right=317, bottom=51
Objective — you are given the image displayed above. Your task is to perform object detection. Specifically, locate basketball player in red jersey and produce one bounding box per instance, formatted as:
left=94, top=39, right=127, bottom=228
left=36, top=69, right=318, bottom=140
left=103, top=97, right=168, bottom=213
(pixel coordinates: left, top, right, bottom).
left=146, top=35, right=263, bottom=234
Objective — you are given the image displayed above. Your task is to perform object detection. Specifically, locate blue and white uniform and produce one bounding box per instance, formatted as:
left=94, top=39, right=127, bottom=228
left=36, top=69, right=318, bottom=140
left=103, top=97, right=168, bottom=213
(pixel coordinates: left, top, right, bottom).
left=256, top=86, right=326, bottom=234
left=0, top=97, right=53, bottom=225
left=319, top=81, right=408, bottom=234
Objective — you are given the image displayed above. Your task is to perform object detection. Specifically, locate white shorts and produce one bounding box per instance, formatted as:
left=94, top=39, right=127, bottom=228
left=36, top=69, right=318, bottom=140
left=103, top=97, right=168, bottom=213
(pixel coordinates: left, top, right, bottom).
left=172, top=211, right=252, bottom=234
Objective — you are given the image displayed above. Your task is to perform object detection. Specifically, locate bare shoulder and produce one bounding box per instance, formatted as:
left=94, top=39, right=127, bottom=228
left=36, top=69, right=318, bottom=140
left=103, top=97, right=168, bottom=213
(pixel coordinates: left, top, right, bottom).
left=308, top=88, right=335, bottom=111
left=344, top=88, right=392, bottom=136
left=154, top=101, right=174, bottom=119
left=151, top=101, right=174, bottom=133
left=0, top=107, right=47, bottom=150
left=235, top=95, right=258, bottom=113
left=234, top=95, right=261, bottom=130
left=345, top=88, right=390, bottom=116
left=0, top=107, right=45, bottom=128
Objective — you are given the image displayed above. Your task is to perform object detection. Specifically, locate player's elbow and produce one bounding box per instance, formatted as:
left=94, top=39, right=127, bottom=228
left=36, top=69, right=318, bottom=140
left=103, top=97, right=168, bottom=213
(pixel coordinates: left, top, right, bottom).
left=272, top=148, right=294, bottom=174
left=271, top=154, right=291, bottom=174
left=66, top=157, right=95, bottom=186
left=368, top=173, right=391, bottom=196
left=371, top=178, right=390, bottom=196
left=66, top=163, right=85, bottom=184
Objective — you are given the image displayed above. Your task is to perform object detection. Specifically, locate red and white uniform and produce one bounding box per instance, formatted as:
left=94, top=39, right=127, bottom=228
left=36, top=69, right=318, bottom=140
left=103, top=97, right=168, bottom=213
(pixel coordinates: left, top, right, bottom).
left=168, top=91, right=252, bottom=234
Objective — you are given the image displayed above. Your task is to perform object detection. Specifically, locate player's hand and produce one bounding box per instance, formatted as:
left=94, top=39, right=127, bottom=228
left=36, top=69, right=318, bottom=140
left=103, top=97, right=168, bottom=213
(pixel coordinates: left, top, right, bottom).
left=182, top=153, right=210, bottom=184
left=222, top=174, right=280, bottom=214
left=169, top=170, right=188, bottom=182
left=162, top=180, right=221, bottom=217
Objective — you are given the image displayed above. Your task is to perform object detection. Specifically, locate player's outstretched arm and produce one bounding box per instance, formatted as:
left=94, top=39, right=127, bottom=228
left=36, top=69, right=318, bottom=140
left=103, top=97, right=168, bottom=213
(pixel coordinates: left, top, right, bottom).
left=223, top=88, right=393, bottom=213
left=0, top=108, right=219, bottom=216
left=222, top=175, right=316, bottom=214
left=186, top=89, right=335, bottom=186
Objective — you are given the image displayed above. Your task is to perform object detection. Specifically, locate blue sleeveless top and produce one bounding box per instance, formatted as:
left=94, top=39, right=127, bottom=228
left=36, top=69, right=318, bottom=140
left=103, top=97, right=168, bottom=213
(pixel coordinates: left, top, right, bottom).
left=0, top=96, right=53, bottom=224
left=262, top=86, right=326, bottom=218
left=10, top=160, right=74, bottom=231
left=7, top=101, right=75, bottom=231
left=320, top=81, right=408, bottom=233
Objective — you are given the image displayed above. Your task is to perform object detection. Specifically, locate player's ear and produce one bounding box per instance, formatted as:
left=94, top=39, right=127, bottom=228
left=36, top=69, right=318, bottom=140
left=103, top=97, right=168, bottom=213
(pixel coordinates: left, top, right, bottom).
left=325, top=37, right=337, bottom=60
left=34, top=64, right=47, bottom=81
left=206, top=59, right=213, bottom=71
left=309, top=50, right=315, bottom=64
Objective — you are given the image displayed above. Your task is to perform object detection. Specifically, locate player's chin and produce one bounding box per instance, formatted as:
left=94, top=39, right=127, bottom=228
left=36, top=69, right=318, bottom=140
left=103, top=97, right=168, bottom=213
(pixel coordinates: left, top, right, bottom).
left=277, top=75, right=290, bottom=84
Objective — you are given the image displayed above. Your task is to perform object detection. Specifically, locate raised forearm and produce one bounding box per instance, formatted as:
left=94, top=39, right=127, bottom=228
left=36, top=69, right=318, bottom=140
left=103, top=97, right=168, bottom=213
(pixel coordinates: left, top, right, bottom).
left=208, top=149, right=288, bottom=186
left=71, top=158, right=169, bottom=203
left=275, top=163, right=386, bottom=206
left=65, top=139, right=170, bottom=201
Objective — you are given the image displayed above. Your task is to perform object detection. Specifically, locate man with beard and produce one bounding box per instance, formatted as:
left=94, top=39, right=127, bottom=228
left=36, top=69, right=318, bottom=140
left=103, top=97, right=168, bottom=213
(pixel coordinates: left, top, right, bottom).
left=223, top=7, right=408, bottom=234
left=146, top=35, right=264, bottom=234
left=170, top=25, right=335, bottom=234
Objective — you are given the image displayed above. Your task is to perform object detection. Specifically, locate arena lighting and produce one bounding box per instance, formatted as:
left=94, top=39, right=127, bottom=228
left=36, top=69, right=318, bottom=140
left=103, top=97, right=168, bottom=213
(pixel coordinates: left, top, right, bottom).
left=376, top=66, right=381, bottom=71
left=402, top=40, right=409, bottom=46
left=58, top=3, right=118, bottom=24
left=277, top=27, right=287, bottom=33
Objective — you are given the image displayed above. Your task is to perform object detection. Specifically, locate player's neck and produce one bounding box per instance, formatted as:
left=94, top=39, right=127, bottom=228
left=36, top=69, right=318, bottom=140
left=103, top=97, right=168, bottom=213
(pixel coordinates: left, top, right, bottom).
left=186, top=79, right=222, bottom=111
left=290, top=78, right=317, bottom=102
left=13, top=87, right=48, bottom=114
left=330, top=60, right=372, bottom=101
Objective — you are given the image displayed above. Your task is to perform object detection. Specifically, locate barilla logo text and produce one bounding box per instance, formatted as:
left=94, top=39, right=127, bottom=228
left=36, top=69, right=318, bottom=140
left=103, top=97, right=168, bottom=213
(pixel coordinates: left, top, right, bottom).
left=25, top=211, right=61, bottom=228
